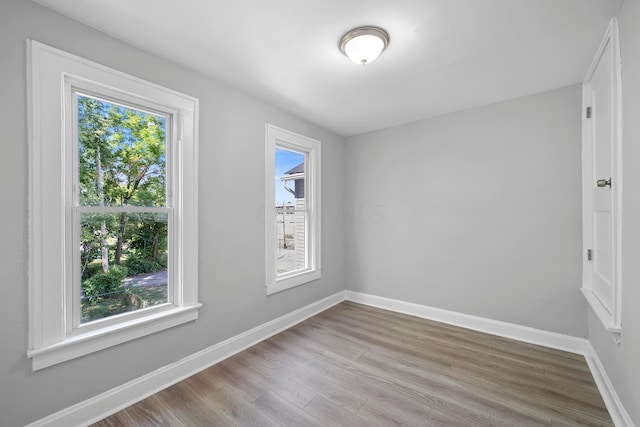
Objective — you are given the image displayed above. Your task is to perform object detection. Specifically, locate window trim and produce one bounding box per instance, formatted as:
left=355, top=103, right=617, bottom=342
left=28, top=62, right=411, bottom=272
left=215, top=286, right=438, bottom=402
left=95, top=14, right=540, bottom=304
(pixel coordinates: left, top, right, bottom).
left=265, top=124, right=321, bottom=295
left=27, top=40, right=200, bottom=370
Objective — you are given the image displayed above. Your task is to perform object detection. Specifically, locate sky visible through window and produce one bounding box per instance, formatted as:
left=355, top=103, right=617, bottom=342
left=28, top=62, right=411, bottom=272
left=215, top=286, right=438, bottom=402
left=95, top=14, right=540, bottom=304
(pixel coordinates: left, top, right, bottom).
left=275, top=147, right=304, bottom=204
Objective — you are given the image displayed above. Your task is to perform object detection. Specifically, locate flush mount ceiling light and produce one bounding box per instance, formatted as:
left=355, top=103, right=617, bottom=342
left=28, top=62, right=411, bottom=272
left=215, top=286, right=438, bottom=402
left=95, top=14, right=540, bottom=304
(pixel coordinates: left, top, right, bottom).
left=339, top=26, right=389, bottom=65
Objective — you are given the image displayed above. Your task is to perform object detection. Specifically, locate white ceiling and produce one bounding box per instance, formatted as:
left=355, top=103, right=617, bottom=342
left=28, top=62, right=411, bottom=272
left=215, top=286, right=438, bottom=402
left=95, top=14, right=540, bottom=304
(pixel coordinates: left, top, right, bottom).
left=34, top=0, right=621, bottom=137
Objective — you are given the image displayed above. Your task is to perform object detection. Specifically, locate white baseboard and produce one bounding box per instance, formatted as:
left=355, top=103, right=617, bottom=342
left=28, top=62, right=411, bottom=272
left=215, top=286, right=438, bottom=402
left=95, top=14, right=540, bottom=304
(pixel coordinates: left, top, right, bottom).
left=26, top=291, right=346, bottom=427
left=345, top=290, right=587, bottom=354
left=28, top=289, right=634, bottom=427
left=346, top=290, right=637, bottom=427
left=584, top=342, right=636, bottom=427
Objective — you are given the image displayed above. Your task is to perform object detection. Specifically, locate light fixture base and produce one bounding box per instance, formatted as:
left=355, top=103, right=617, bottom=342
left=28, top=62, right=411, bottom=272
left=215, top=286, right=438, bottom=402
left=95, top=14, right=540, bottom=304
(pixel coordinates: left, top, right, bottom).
left=339, top=26, right=389, bottom=65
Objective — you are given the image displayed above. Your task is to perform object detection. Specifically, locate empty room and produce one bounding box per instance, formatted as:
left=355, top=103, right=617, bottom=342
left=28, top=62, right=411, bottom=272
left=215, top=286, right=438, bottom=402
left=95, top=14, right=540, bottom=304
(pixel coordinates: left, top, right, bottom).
left=1, top=0, right=639, bottom=426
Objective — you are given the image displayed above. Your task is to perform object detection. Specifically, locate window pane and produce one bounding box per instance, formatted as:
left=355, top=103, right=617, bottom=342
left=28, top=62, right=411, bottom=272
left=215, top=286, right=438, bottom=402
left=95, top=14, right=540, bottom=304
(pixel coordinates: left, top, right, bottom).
left=77, top=94, right=167, bottom=207
left=275, top=148, right=306, bottom=275
left=80, top=212, right=169, bottom=323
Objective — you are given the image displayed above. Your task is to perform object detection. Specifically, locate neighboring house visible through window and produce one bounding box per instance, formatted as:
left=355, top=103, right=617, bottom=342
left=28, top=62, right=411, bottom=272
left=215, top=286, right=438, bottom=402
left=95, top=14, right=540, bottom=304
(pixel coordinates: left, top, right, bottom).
left=280, top=161, right=306, bottom=273
left=266, top=125, right=321, bottom=295
left=27, top=41, right=200, bottom=370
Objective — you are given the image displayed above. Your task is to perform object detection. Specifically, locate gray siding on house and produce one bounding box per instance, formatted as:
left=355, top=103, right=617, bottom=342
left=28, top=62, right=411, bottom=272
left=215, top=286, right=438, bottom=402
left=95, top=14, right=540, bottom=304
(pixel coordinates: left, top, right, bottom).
left=294, top=179, right=304, bottom=199
left=295, top=198, right=306, bottom=269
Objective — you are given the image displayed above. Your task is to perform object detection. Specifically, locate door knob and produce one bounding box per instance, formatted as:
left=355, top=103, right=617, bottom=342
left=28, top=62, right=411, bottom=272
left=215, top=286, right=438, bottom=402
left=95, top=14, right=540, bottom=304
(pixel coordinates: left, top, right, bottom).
left=597, top=178, right=612, bottom=188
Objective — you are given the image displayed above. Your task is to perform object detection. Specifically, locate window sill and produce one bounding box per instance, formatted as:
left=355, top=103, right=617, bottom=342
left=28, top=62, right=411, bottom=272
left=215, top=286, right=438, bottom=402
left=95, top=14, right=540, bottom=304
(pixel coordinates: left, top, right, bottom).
left=267, top=269, right=321, bottom=295
left=581, top=288, right=622, bottom=344
left=27, top=304, right=201, bottom=371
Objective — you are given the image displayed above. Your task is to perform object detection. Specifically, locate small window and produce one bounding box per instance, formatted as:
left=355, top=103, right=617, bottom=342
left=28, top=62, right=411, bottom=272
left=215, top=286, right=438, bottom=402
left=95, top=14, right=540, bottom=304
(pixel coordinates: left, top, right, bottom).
left=27, top=41, right=200, bottom=370
left=266, top=125, right=321, bottom=294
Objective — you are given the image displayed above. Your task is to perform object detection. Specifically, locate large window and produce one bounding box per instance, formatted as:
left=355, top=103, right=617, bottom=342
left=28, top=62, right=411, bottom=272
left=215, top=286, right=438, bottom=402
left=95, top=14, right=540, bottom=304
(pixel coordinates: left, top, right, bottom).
left=266, top=125, right=321, bottom=294
left=28, top=41, right=200, bottom=370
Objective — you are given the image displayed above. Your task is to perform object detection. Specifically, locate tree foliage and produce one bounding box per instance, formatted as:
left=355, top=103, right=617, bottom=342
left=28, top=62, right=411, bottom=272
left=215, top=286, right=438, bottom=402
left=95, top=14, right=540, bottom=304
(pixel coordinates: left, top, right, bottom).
left=77, top=95, right=168, bottom=285
left=83, top=265, right=128, bottom=303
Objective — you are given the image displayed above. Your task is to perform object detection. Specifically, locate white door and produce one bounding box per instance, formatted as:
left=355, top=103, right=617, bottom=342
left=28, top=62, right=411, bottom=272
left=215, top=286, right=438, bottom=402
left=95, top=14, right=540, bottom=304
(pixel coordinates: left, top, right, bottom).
left=582, top=18, right=621, bottom=334
left=588, top=46, right=614, bottom=313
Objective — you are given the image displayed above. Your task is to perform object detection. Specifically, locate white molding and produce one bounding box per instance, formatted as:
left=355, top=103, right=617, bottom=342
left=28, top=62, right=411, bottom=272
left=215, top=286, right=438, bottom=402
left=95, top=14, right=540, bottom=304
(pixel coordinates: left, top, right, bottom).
left=581, top=288, right=622, bottom=343
left=28, top=290, right=635, bottom=427
left=584, top=342, right=636, bottom=427
left=266, top=269, right=322, bottom=295
left=28, top=305, right=201, bottom=371
left=345, top=291, right=587, bottom=354
left=26, top=291, right=346, bottom=427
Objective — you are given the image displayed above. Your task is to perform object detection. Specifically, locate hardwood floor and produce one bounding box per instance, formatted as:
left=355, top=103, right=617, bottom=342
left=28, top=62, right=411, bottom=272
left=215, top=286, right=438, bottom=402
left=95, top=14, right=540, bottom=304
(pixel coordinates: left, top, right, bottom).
left=93, top=301, right=613, bottom=426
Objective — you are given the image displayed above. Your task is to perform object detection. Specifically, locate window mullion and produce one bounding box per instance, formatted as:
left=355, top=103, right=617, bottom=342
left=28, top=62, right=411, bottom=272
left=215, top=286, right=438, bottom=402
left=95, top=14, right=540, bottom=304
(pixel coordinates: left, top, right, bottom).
left=71, top=206, right=81, bottom=332
left=75, top=206, right=172, bottom=213
left=68, top=86, right=80, bottom=335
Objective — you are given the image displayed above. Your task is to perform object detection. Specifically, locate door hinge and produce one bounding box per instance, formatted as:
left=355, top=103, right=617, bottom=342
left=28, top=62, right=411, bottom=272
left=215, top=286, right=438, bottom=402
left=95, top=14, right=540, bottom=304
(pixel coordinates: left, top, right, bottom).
left=586, top=106, right=592, bottom=119
left=587, top=249, right=593, bottom=261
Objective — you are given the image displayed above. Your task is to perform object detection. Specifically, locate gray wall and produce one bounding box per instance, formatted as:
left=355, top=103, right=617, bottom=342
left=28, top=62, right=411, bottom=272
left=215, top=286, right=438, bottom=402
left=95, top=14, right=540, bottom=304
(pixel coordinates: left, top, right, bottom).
left=345, top=85, right=586, bottom=338
left=588, top=2, right=640, bottom=424
left=0, top=1, right=344, bottom=425
left=4, top=0, right=638, bottom=425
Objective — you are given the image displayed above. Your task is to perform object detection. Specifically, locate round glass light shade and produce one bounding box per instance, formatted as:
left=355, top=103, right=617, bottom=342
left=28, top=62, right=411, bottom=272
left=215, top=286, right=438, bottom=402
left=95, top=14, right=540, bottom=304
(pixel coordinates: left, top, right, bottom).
left=339, top=26, right=389, bottom=65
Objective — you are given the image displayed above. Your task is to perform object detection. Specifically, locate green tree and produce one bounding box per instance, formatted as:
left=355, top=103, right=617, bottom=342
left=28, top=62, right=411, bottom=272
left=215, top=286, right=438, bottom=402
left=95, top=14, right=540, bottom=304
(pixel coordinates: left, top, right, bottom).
left=77, top=95, right=167, bottom=277
left=78, top=97, right=115, bottom=273
left=109, top=109, right=166, bottom=264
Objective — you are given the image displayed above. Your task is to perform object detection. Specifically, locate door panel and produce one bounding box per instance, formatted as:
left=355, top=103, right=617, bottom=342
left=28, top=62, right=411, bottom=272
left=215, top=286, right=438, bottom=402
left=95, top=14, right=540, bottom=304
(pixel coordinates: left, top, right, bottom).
left=583, top=18, right=620, bottom=333
left=587, top=36, right=614, bottom=315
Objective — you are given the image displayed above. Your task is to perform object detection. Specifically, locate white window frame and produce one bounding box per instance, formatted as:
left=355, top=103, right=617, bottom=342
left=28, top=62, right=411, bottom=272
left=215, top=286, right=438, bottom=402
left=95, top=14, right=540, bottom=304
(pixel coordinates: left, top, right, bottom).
left=266, top=124, right=321, bottom=295
left=27, top=40, right=200, bottom=370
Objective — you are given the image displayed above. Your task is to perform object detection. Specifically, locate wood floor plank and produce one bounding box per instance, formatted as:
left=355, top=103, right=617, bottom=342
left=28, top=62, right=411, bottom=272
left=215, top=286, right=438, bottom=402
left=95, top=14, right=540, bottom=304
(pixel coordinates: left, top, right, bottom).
left=357, top=347, right=550, bottom=426
left=152, top=381, right=233, bottom=426
left=92, top=302, right=613, bottom=426
left=303, top=395, right=371, bottom=427
left=247, top=340, right=368, bottom=414
left=269, top=331, right=437, bottom=424
left=253, top=391, right=325, bottom=427
left=319, top=303, right=611, bottom=423
left=196, top=384, right=281, bottom=427
left=203, top=357, right=269, bottom=402
left=228, top=347, right=318, bottom=408
left=91, top=395, right=172, bottom=427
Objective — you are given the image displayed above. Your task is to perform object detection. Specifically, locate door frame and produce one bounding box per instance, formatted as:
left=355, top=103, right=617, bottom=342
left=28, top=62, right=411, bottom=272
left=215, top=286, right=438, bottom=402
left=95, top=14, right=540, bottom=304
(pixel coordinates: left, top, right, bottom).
left=581, top=17, right=622, bottom=342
